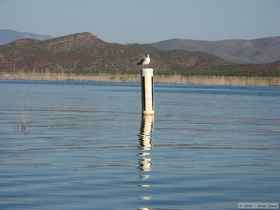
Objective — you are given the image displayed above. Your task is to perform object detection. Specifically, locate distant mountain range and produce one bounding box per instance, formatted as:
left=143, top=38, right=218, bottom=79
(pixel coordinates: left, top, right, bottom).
left=0, top=29, right=51, bottom=45
left=151, top=37, right=280, bottom=64
left=0, top=32, right=229, bottom=75
left=0, top=31, right=279, bottom=77
left=1, top=29, right=280, bottom=65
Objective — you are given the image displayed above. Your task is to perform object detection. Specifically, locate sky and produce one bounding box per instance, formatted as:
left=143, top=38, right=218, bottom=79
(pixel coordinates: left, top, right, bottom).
left=0, top=0, right=279, bottom=43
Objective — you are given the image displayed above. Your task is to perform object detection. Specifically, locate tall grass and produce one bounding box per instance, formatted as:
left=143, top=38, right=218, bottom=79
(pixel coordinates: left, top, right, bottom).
left=1, top=72, right=280, bottom=86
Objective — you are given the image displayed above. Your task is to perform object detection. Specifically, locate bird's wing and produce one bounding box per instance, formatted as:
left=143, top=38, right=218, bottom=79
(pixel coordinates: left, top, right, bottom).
left=137, top=58, right=145, bottom=65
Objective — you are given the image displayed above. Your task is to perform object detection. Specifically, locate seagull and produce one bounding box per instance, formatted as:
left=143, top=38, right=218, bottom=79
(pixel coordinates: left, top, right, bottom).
left=137, top=54, right=150, bottom=66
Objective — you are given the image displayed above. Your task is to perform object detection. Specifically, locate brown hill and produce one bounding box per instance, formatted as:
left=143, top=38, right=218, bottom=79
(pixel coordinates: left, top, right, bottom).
left=0, top=32, right=229, bottom=75
left=151, top=36, right=280, bottom=64
left=0, top=32, right=280, bottom=77
left=0, top=29, right=51, bottom=45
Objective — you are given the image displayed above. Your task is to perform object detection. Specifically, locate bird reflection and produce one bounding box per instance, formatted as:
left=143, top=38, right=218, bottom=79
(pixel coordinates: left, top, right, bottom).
left=138, top=114, right=154, bottom=210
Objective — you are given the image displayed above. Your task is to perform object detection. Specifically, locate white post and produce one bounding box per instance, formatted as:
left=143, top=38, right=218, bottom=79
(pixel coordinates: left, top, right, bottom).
left=141, top=68, right=154, bottom=115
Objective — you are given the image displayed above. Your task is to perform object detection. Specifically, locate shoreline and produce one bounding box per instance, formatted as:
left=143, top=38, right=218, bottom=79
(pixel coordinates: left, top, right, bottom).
left=1, top=72, right=280, bottom=86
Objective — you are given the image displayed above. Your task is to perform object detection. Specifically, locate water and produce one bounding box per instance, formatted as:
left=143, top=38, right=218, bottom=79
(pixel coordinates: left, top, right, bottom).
left=0, top=80, right=280, bottom=210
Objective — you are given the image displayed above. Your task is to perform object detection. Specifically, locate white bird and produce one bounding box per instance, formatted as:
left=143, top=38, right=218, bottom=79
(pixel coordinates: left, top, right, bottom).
left=137, top=54, right=150, bottom=66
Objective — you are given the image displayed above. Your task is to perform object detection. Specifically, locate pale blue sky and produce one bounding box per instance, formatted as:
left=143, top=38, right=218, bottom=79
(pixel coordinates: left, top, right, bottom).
left=0, top=0, right=279, bottom=43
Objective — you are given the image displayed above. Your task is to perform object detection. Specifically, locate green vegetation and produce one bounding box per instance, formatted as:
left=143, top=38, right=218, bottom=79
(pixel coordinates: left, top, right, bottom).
left=2, top=65, right=280, bottom=78
left=157, top=66, right=280, bottom=77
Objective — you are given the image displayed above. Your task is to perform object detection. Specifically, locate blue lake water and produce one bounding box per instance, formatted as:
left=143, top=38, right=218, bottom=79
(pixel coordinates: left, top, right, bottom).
left=0, top=80, right=280, bottom=210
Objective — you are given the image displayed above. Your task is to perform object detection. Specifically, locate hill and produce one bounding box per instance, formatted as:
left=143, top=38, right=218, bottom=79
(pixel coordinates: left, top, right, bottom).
left=0, top=32, right=279, bottom=77
left=0, top=32, right=229, bottom=75
left=151, top=36, right=280, bottom=64
left=0, top=29, right=51, bottom=45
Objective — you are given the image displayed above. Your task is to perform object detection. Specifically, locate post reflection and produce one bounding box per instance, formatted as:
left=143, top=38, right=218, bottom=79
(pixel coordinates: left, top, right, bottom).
left=138, top=114, right=154, bottom=210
